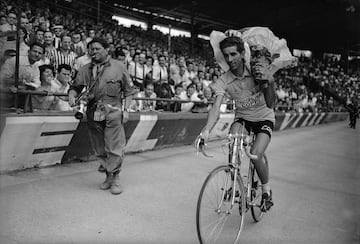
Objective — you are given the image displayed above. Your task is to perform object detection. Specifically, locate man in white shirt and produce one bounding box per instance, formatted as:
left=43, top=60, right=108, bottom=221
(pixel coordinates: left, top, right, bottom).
left=187, top=62, right=197, bottom=81
left=181, top=83, right=200, bottom=112
left=152, top=55, right=168, bottom=84
left=0, top=12, right=17, bottom=32
left=0, top=12, right=17, bottom=62
left=128, top=52, right=145, bottom=90
left=172, top=65, right=191, bottom=87
left=73, top=42, right=92, bottom=72
left=72, top=32, right=86, bottom=57
left=0, top=42, right=45, bottom=89
left=276, top=85, right=287, bottom=101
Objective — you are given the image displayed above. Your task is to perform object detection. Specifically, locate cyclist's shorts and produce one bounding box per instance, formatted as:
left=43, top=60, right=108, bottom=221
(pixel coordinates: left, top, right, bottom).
left=233, top=118, right=274, bottom=138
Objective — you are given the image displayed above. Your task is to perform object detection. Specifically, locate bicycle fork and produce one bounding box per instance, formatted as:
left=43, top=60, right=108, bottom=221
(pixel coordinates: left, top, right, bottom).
left=217, top=167, right=240, bottom=215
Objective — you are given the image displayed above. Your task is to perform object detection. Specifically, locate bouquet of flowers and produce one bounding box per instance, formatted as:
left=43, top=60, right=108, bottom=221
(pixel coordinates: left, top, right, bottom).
left=210, top=27, right=297, bottom=80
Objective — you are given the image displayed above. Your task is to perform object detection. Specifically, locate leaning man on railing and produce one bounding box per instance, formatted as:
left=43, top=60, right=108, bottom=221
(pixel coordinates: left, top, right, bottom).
left=0, top=42, right=45, bottom=108
left=0, top=42, right=44, bottom=90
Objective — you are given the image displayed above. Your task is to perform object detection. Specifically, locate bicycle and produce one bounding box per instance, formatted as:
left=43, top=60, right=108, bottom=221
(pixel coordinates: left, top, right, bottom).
left=195, top=124, right=268, bottom=244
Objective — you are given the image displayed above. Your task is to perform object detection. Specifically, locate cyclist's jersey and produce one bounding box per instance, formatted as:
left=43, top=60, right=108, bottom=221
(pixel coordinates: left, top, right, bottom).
left=211, top=68, right=275, bottom=123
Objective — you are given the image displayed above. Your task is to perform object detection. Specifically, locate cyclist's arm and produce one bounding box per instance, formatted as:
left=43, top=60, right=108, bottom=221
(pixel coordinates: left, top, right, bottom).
left=203, top=94, right=224, bottom=133
left=262, top=78, right=277, bottom=109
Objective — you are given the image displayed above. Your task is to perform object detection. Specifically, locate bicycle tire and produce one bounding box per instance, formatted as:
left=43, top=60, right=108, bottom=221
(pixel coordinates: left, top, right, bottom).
left=250, top=156, right=267, bottom=222
left=196, top=165, right=246, bottom=244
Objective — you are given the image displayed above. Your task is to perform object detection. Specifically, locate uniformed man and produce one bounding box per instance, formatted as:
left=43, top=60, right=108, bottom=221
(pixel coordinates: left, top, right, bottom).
left=68, top=37, right=136, bottom=195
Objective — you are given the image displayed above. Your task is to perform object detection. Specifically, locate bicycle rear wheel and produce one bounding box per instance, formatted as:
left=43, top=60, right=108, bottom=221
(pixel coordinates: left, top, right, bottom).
left=196, top=165, right=246, bottom=244
left=250, top=157, right=266, bottom=222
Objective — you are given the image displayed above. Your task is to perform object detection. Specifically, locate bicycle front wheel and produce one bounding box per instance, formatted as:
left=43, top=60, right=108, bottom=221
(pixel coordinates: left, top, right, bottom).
left=196, top=165, right=246, bottom=244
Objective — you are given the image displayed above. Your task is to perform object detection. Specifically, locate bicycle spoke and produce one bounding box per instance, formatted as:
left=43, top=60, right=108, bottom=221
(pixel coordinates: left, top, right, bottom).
left=203, top=214, right=229, bottom=244
left=250, top=164, right=265, bottom=222
left=196, top=165, right=245, bottom=244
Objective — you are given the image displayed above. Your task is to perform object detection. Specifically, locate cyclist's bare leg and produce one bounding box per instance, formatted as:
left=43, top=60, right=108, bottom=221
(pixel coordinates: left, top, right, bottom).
left=229, top=121, right=247, bottom=134
left=250, top=132, right=270, bottom=186
left=251, top=132, right=274, bottom=210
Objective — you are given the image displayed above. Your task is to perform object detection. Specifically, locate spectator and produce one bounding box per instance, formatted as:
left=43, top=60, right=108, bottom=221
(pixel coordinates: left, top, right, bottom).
left=307, top=92, right=317, bottom=112
left=172, top=83, right=187, bottom=112
left=20, top=16, right=30, bottom=33
left=51, top=25, right=64, bottom=49
left=72, top=32, right=86, bottom=57
left=156, top=83, right=173, bottom=111
left=187, top=62, right=197, bottom=81
left=85, top=29, right=95, bottom=44
left=128, top=52, right=145, bottom=90
left=276, top=85, right=287, bottom=102
left=202, top=72, right=212, bottom=88
left=52, top=64, right=73, bottom=111
left=181, top=83, right=200, bottom=112
left=0, top=15, right=7, bottom=26
left=48, top=34, right=77, bottom=73
left=144, top=55, right=153, bottom=81
left=135, top=81, right=157, bottom=111
left=152, top=55, right=168, bottom=85
left=192, top=86, right=213, bottom=113
left=173, top=65, right=191, bottom=88
left=114, top=47, right=126, bottom=65
left=33, top=29, right=44, bottom=44
left=43, top=30, right=56, bottom=57
left=169, top=56, right=179, bottom=82
left=0, top=11, right=17, bottom=32
left=73, top=42, right=92, bottom=72
left=211, top=73, right=218, bottom=83
left=2, top=27, right=29, bottom=58
left=32, top=64, right=57, bottom=110
left=0, top=42, right=44, bottom=89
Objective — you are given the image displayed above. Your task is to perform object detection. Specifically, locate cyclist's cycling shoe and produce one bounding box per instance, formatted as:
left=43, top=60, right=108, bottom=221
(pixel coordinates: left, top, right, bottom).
left=260, top=190, right=273, bottom=212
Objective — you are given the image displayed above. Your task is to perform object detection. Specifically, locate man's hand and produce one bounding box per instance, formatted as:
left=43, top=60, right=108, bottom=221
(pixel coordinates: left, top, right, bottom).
left=10, top=86, right=18, bottom=93
left=195, top=129, right=213, bottom=157
left=225, top=29, right=242, bottom=37
left=122, top=110, right=129, bottom=123
left=200, top=129, right=210, bottom=143
left=252, top=63, right=274, bottom=83
left=68, top=90, right=77, bottom=107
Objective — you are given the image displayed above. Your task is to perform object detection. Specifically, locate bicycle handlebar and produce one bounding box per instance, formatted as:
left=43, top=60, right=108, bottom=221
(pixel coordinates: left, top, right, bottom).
left=195, top=133, right=259, bottom=160
left=195, top=135, right=213, bottom=158
left=228, top=133, right=259, bottom=161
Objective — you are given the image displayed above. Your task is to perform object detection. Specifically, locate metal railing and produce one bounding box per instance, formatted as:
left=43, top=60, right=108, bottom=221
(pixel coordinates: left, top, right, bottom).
left=0, top=88, right=228, bottom=113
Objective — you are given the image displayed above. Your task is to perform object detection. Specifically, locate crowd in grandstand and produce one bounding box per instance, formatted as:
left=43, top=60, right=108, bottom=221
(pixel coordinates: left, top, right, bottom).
left=0, top=0, right=358, bottom=114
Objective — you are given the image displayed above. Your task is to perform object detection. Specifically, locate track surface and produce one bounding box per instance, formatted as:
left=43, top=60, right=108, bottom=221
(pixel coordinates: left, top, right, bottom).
left=0, top=121, right=359, bottom=244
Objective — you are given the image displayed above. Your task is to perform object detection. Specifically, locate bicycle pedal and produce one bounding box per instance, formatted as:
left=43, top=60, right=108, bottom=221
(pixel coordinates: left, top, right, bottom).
left=260, top=193, right=274, bottom=212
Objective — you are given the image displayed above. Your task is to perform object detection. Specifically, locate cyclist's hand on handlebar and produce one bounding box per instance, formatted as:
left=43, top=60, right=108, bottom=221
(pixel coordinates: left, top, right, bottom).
left=195, top=130, right=213, bottom=158
left=200, top=130, right=210, bottom=142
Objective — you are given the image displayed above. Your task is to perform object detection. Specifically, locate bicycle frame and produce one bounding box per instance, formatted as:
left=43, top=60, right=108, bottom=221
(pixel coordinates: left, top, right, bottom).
left=226, top=124, right=259, bottom=210
left=195, top=123, right=266, bottom=244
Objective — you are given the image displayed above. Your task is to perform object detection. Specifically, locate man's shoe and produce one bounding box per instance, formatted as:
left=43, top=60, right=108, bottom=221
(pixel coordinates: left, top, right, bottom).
left=99, top=172, right=113, bottom=190
left=110, top=171, right=123, bottom=195
left=261, top=190, right=273, bottom=212
left=98, top=165, right=106, bottom=173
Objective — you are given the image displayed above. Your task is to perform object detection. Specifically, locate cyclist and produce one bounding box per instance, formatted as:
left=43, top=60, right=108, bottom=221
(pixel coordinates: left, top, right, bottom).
left=200, top=35, right=275, bottom=211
